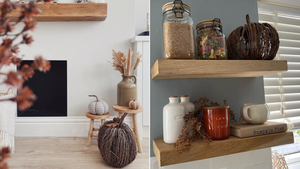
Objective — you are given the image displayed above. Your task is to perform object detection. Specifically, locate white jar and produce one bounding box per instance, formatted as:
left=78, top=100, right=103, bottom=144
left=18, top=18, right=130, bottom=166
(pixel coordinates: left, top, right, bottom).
left=163, top=96, right=185, bottom=144
left=180, top=95, right=195, bottom=137
left=180, top=95, right=195, bottom=115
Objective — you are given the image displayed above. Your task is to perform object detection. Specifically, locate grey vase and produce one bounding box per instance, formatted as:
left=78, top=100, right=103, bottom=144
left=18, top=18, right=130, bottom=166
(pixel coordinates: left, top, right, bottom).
left=117, top=75, right=137, bottom=107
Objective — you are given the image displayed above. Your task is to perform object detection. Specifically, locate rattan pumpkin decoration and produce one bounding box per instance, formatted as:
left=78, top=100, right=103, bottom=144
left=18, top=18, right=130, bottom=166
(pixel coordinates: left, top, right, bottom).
left=227, top=14, right=279, bottom=60
left=129, top=100, right=140, bottom=110
left=98, top=113, right=137, bottom=168
left=88, top=95, right=108, bottom=115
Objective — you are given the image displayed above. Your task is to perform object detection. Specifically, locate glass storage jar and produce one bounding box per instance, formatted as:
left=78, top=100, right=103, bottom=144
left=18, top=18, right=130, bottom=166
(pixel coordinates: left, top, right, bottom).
left=196, top=18, right=227, bottom=60
left=162, top=1, right=195, bottom=59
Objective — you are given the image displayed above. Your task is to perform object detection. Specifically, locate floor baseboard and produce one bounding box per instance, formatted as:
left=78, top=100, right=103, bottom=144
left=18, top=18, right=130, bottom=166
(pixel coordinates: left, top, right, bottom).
left=15, top=116, right=148, bottom=138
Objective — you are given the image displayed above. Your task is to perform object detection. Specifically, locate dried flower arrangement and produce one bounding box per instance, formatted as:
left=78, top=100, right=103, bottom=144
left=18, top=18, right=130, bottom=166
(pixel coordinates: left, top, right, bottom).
left=0, top=0, right=51, bottom=111
left=109, top=48, right=142, bottom=76
left=174, top=97, right=236, bottom=154
left=0, top=147, right=9, bottom=169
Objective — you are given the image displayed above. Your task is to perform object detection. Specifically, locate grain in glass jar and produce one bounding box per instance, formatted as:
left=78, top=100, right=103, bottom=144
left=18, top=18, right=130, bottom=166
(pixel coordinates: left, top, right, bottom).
left=196, top=18, right=227, bottom=60
left=162, top=1, right=195, bottom=59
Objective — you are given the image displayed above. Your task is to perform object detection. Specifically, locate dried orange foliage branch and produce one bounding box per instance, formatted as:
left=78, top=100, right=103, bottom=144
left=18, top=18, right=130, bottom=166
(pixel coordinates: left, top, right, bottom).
left=0, top=147, right=9, bottom=169
left=175, top=97, right=236, bottom=154
left=0, top=0, right=51, bottom=111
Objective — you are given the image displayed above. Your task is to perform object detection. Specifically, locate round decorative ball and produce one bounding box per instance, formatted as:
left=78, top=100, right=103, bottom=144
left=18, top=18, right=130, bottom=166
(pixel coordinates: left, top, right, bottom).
left=227, top=14, right=279, bottom=60
left=129, top=100, right=140, bottom=110
left=88, top=95, right=108, bottom=115
left=98, top=114, right=137, bottom=168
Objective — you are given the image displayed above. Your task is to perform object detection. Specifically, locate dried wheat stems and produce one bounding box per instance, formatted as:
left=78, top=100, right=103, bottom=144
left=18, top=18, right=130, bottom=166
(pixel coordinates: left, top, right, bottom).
left=109, top=48, right=142, bottom=76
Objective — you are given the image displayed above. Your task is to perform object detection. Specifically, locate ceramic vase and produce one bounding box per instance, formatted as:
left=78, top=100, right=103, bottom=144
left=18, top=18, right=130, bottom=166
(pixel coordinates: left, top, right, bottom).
left=117, top=75, right=137, bottom=107
left=180, top=95, right=195, bottom=136
left=180, top=95, right=195, bottom=114
left=163, top=96, right=185, bottom=144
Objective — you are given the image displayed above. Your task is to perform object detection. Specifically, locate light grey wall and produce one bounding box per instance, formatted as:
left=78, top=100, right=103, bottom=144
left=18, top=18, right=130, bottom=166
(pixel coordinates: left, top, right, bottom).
left=150, top=0, right=264, bottom=156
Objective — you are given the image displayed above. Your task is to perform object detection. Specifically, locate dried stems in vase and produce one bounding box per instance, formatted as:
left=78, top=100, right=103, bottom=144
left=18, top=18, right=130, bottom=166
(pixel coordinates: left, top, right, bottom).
left=109, top=48, right=142, bottom=76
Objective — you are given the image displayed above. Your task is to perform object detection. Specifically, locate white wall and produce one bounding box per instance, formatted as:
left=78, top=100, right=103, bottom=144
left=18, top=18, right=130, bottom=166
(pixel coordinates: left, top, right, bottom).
left=17, top=0, right=138, bottom=116
left=135, top=0, right=149, bottom=35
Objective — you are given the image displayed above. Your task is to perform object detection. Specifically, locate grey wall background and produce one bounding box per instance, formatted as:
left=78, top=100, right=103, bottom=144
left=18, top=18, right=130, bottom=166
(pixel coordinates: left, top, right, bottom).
left=150, top=0, right=265, bottom=156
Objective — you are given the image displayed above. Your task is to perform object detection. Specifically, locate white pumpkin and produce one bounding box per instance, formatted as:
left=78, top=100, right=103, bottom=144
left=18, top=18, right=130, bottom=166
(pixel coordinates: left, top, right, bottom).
left=129, top=100, right=140, bottom=110
left=88, top=95, right=108, bottom=115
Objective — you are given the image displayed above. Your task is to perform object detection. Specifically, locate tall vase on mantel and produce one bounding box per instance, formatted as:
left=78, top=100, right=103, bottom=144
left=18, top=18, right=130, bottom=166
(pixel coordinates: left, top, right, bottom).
left=117, top=75, right=137, bottom=107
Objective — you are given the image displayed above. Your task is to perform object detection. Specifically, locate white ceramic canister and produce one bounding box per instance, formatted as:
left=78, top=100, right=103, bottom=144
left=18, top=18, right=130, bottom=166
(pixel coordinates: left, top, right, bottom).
left=163, top=96, right=185, bottom=144
left=180, top=95, right=195, bottom=137
left=180, top=95, right=195, bottom=115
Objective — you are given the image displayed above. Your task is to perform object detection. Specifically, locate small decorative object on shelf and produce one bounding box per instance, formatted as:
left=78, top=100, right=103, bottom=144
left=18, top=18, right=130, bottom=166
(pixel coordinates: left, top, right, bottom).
left=203, top=106, right=230, bottom=140
left=227, top=14, right=279, bottom=60
left=272, top=150, right=288, bottom=169
left=180, top=95, right=195, bottom=137
left=162, top=0, right=195, bottom=59
left=129, top=100, right=140, bottom=110
left=230, top=121, right=287, bottom=138
left=241, top=103, right=270, bottom=124
left=109, top=48, right=142, bottom=107
left=175, top=97, right=235, bottom=154
left=98, top=113, right=137, bottom=168
left=180, top=95, right=195, bottom=115
left=88, top=95, right=108, bottom=115
left=163, top=96, right=185, bottom=144
left=196, top=18, right=227, bottom=60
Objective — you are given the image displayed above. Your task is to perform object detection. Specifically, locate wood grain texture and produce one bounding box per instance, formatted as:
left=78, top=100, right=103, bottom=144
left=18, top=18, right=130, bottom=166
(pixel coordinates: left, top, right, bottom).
left=86, top=112, right=110, bottom=119
left=151, top=60, right=288, bottom=79
left=86, top=112, right=109, bottom=147
left=8, top=3, right=107, bottom=21
left=113, top=104, right=143, bottom=153
left=113, top=104, right=143, bottom=114
left=8, top=137, right=149, bottom=169
left=153, top=132, right=294, bottom=166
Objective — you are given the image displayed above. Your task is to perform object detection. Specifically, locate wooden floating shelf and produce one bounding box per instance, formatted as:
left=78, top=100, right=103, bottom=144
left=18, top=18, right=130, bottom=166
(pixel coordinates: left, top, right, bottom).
left=153, top=132, right=294, bottom=166
left=151, top=60, right=288, bottom=79
left=8, top=3, right=107, bottom=21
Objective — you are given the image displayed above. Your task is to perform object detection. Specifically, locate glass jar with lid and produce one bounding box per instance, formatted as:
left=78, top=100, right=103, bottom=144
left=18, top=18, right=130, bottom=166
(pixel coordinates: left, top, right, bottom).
left=196, top=18, right=227, bottom=60
left=162, top=1, right=195, bottom=59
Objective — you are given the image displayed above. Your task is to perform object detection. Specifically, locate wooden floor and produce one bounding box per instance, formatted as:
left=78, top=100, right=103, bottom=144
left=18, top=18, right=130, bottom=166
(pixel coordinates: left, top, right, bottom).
left=8, top=137, right=149, bottom=169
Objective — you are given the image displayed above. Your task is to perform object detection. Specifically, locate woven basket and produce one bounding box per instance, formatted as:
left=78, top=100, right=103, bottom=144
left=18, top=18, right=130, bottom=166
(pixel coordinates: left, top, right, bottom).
left=227, top=14, right=279, bottom=60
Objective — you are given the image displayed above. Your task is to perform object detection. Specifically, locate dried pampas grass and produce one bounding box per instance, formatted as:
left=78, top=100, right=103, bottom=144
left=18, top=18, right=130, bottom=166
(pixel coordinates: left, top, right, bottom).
left=109, top=48, right=142, bottom=76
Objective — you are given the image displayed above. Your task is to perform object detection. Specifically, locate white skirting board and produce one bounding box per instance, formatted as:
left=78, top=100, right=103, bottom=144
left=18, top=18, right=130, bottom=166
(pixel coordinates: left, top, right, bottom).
left=15, top=116, right=149, bottom=138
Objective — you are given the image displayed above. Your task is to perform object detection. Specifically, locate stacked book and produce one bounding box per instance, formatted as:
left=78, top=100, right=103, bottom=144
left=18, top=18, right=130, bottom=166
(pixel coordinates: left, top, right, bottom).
left=230, top=121, right=287, bottom=138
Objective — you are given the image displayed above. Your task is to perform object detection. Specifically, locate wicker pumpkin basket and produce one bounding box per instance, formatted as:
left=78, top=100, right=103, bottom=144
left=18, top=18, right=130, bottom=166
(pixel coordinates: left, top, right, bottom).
left=98, top=113, right=137, bottom=168
left=227, top=14, right=279, bottom=60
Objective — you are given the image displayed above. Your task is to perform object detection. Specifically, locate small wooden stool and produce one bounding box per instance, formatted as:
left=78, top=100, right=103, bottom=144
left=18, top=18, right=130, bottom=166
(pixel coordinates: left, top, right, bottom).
left=86, top=111, right=110, bottom=147
left=113, top=104, right=143, bottom=153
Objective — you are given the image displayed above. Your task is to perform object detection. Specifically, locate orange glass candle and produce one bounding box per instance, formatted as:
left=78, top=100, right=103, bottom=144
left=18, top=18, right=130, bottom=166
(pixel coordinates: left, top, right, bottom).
left=203, top=106, right=230, bottom=140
